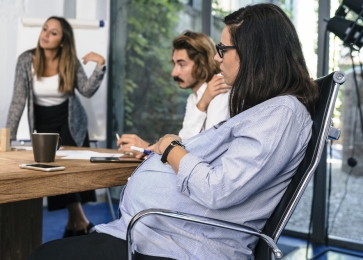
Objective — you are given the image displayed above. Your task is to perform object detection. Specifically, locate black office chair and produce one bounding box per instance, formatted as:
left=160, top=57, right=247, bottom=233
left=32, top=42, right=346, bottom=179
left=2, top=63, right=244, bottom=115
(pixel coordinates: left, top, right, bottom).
left=126, top=71, right=347, bottom=260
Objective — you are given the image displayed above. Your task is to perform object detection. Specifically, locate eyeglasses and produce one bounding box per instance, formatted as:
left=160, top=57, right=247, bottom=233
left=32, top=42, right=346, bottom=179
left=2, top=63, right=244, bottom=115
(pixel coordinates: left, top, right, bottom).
left=215, top=43, right=236, bottom=58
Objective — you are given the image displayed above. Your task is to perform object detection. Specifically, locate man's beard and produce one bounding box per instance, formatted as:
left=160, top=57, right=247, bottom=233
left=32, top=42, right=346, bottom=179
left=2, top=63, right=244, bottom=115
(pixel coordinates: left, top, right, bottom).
left=173, top=76, right=199, bottom=90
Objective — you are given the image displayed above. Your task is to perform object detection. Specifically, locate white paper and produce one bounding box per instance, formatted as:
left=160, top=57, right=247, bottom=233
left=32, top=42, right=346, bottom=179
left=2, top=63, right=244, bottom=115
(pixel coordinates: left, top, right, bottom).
left=11, top=146, right=33, bottom=151
left=56, top=150, right=124, bottom=160
left=10, top=146, right=65, bottom=151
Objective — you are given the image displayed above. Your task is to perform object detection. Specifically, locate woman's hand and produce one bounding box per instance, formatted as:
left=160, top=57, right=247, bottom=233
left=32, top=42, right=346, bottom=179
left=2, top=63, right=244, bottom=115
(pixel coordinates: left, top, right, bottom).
left=153, top=134, right=181, bottom=155
left=133, top=133, right=181, bottom=159
left=135, top=143, right=156, bottom=159
left=82, top=52, right=105, bottom=66
left=154, top=134, right=186, bottom=174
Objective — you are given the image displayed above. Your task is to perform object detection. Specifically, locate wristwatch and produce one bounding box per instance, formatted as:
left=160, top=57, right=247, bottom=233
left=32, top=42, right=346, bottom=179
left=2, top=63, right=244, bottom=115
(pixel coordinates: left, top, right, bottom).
left=161, top=140, right=184, bottom=164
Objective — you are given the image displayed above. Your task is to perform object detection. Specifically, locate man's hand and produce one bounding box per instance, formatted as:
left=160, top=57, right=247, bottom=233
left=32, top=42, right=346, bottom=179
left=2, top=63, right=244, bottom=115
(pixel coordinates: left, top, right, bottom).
left=197, top=74, right=231, bottom=112
left=117, top=134, right=150, bottom=154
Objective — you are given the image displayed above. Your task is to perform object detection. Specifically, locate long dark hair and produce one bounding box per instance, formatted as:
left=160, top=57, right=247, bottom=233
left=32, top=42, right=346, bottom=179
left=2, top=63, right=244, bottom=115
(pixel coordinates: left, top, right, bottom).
left=33, top=16, right=77, bottom=94
left=224, top=4, right=319, bottom=117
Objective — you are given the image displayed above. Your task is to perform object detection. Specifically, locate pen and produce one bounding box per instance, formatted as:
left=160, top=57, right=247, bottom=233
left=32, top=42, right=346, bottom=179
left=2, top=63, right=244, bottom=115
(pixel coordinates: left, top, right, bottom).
left=116, top=133, right=134, bottom=155
left=130, top=146, right=152, bottom=155
left=116, top=133, right=122, bottom=148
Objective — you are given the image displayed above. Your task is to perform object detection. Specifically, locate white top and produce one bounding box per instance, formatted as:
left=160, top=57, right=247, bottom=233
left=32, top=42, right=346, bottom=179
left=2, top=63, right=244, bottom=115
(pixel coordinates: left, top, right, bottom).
left=178, top=82, right=230, bottom=141
left=33, top=73, right=68, bottom=106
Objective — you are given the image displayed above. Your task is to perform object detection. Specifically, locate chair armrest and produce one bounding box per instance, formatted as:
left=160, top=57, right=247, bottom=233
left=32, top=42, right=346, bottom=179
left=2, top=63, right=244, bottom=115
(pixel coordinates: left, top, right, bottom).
left=127, top=208, right=283, bottom=260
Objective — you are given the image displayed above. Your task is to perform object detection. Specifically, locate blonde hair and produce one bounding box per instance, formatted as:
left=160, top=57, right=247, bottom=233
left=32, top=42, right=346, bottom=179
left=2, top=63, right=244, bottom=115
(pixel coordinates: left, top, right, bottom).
left=33, top=16, right=77, bottom=94
left=172, top=31, right=220, bottom=82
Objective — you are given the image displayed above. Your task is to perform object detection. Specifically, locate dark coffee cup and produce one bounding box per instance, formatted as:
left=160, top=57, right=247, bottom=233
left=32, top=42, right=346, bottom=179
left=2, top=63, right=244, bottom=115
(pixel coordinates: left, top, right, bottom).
left=31, top=133, right=62, bottom=162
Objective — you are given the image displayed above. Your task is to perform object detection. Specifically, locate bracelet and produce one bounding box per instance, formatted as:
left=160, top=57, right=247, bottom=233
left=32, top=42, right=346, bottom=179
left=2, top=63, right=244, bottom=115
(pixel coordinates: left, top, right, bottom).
left=160, top=140, right=184, bottom=164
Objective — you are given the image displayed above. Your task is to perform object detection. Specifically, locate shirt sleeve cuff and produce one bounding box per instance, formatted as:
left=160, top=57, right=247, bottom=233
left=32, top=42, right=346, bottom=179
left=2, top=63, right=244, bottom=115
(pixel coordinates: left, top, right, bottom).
left=194, top=105, right=207, bottom=116
left=185, top=106, right=206, bottom=126
left=96, top=64, right=106, bottom=72
left=176, top=153, right=204, bottom=195
left=179, top=108, right=207, bottom=140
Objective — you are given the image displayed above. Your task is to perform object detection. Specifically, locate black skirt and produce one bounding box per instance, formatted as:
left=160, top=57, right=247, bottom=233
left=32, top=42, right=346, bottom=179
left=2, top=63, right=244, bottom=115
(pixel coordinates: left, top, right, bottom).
left=34, top=100, right=96, bottom=211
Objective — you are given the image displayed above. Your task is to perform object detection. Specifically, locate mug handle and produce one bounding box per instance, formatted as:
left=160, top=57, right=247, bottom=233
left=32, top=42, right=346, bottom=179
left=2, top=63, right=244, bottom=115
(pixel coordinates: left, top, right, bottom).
left=57, top=136, right=62, bottom=150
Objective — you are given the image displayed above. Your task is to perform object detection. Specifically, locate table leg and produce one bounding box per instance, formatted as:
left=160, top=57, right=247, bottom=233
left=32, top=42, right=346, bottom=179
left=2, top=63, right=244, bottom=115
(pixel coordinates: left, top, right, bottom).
left=0, top=198, right=42, bottom=260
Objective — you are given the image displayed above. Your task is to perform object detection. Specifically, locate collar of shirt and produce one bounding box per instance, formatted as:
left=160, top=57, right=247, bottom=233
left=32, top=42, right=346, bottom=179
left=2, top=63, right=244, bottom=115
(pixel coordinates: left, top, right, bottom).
left=195, top=82, right=207, bottom=102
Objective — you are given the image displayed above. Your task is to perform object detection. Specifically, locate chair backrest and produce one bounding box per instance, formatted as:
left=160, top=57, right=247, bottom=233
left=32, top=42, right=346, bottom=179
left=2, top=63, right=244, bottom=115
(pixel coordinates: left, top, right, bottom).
left=254, top=71, right=346, bottom=260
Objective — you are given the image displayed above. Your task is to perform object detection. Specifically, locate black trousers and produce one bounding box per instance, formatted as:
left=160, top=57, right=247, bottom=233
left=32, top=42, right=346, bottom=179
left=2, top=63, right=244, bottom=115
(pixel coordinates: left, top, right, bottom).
left=27, top=233, right=174, bottom=260
left=34, top=100, right=96, bottom=210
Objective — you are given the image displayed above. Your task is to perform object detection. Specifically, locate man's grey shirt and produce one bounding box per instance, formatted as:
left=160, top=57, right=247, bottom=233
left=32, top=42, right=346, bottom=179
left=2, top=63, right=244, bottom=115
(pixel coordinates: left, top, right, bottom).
left=6, top=50, right=105, bottom=146
left=96, top=95, right=313, bottom=260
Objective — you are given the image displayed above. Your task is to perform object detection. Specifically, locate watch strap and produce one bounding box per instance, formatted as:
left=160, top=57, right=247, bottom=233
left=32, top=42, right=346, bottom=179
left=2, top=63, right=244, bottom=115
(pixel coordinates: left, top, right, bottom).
left=161, top=140, right=184, bottom=164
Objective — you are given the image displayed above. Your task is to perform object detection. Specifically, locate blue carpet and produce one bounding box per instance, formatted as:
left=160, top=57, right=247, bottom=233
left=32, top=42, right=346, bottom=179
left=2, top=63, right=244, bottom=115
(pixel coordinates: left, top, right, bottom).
left=42, top=202, right=119, bottom=243
left=277, top=243, right=298, bottom=257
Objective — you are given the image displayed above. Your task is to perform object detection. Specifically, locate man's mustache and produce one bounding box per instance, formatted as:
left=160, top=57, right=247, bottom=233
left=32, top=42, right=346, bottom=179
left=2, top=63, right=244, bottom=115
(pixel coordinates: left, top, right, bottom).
left=173, top=77, right=184, bottom=83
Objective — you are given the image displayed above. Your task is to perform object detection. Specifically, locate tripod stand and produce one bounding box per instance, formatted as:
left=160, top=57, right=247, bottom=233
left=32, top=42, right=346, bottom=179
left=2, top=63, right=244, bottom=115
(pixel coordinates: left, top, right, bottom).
left=306, top=2, right=363, bottom=258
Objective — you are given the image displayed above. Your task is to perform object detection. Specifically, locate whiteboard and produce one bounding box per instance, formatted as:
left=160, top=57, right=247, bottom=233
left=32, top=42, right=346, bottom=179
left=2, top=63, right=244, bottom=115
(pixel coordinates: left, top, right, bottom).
left=15, top=17, right=108, bottom=141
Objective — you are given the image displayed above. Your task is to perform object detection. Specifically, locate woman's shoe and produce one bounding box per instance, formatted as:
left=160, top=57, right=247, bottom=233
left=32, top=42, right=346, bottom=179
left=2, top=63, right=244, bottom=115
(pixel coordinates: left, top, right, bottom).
left=63, top=228, right=75, bottom=238
left=75, top=222, right=95, bottom=236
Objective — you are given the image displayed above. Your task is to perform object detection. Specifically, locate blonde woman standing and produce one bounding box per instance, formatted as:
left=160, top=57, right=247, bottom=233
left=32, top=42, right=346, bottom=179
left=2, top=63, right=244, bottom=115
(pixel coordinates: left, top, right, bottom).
left=6, top=16, right=106, bottom=237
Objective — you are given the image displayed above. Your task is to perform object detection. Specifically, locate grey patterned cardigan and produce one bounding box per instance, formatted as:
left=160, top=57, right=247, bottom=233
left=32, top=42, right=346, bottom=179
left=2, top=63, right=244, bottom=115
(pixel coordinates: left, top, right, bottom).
left=6, top=50, right=106, bottom=146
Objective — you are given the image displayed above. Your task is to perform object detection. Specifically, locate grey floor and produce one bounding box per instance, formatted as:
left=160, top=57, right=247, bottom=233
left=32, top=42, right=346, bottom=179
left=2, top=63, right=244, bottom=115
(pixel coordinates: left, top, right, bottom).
left=280, top=143, right=363, bottom=259
left=285, top=145, right=363, bottom=243
left=282, top=247, right=363, bottom=260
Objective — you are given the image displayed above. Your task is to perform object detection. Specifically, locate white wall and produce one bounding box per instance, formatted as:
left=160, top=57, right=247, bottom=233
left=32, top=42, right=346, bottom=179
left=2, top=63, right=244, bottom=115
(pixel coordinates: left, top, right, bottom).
left=0, top=0, right=63, bottom=129
left=0, top=0, right=109, bottom=141
left=293, top=0, right=318, bottom=78
left=216, top=0, right=319, bottom=78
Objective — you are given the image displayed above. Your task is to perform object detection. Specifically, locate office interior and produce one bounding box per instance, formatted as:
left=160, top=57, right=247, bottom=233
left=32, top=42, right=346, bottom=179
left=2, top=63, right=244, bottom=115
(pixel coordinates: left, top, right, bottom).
left=0, top=0, right=362, bottom=259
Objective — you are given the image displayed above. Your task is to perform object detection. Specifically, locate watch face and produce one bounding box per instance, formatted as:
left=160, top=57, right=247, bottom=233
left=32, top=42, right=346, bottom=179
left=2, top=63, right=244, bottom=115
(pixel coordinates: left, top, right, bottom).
left=171, top=140, right=183, bottom=147
left=171, top=140, right=179, bottom=146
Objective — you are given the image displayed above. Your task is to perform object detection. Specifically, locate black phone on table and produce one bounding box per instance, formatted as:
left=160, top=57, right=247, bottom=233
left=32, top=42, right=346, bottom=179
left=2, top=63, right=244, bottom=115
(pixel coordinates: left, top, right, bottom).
left=90, top=157, right=143, bottom=163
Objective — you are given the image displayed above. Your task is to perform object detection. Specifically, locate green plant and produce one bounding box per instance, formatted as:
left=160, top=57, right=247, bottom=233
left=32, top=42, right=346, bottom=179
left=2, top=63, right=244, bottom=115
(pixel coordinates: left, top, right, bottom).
left=123, top=0, right=187, bottom=142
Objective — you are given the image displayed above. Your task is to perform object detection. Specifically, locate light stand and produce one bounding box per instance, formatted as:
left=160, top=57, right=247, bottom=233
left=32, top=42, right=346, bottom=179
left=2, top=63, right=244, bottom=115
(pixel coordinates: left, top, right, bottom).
left=326, top=0, right=363, bottom=137
left=306, top=1, right=363, bottom=259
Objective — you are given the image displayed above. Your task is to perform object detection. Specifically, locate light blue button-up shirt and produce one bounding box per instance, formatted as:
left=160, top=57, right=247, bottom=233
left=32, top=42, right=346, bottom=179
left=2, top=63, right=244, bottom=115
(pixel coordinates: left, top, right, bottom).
left=96, top=95, right=313, bottom=260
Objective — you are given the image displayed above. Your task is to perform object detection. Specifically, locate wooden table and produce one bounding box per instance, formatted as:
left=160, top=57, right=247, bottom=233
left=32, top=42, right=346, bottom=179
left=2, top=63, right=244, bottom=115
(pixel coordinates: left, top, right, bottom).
left=0, top=147, right=139, bottom=260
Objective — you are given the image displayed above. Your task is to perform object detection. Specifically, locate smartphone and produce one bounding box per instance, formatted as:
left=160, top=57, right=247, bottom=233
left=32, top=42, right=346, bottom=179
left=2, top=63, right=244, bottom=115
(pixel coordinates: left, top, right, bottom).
left=19, top=163, right=65, bottom=172
left=90, top=157, right=143, bottom=163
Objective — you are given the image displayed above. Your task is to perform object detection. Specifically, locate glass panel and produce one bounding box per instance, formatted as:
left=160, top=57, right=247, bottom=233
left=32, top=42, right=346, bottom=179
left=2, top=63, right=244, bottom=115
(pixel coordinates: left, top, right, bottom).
left=285, top=0, right=318, bottom=233
left=111, top=1, right=203, bottom=200
left=122, top=1, right=193, bottom=143
left=325, top=0, right=363, bottom=244
left=213, top=0, right=270, bottom=44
